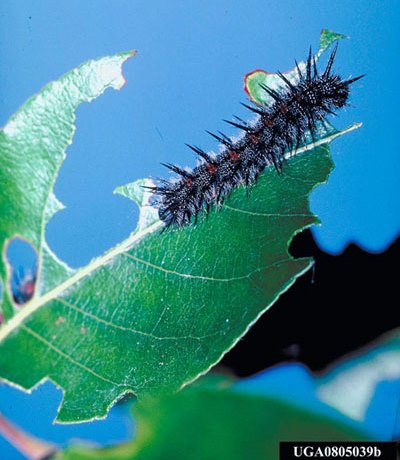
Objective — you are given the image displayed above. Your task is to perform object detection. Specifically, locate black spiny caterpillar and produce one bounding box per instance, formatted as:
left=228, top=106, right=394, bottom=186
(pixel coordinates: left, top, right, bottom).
left=153, top=45, right=362, bottom=228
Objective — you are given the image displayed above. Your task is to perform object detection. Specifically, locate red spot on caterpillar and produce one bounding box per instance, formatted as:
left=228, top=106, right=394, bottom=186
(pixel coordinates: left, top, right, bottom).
left=263, top=117, right=274, bottom=128
left=229, top=150, right=240, bottom=161
left=295, top=92, right=303, bottom=101
left=207, top=163, right=217, bottom=173
left=248, top=134, right=259, bottom=145
left=185, top=178, right=194, bottom=187
left=280, top=103, right=289, bottom=114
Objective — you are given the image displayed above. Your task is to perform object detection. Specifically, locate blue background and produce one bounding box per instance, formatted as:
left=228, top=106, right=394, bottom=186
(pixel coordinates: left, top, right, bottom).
left=1, top=1, right=399, bottom=458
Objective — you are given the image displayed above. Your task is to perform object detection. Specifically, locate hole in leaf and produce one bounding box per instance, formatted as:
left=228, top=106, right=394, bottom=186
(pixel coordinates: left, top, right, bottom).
left=6, top=238, right=38, bottom=306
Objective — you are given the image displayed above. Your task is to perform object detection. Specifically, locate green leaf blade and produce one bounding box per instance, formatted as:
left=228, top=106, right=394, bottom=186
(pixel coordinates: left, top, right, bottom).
left=0, top=142, right=334, bottom=422
left=0, top=51, right=135, bottom=320
left=0, top=45, right=360, bottom=422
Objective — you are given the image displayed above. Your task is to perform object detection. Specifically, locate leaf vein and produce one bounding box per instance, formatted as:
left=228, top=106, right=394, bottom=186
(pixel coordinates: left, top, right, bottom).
left=21, top=324, right=122, bottom=387
left=57, top=298, right=209, bottom=342
left=122, top=253, right=293, bottom=282
left=224, top=205, right=314, bottom=218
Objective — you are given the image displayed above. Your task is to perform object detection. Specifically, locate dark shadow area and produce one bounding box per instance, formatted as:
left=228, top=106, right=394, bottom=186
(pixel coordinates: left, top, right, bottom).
left=221, top=230, right=399, bottom=376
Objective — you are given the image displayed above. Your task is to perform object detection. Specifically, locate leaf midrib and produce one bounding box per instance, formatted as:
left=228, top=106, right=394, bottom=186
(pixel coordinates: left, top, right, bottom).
left=0, top=220, right=163, bottom=342
left=0, top=123, right=361, bottom=344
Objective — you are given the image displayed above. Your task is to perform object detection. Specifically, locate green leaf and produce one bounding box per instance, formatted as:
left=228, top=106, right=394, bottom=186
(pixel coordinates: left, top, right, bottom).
left=319, top=29, right=348, bottom=55
left=0, top=47, right=360, bottom=423
left=245, top=28, right=347, bottom=105
left=0, top=51, right=135, bottom=319
left=55, top=381, right=372, bottom=460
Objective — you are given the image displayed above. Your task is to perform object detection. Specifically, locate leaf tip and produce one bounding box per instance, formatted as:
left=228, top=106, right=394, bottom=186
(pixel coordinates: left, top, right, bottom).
left=318, top=29, right=348, bottom=55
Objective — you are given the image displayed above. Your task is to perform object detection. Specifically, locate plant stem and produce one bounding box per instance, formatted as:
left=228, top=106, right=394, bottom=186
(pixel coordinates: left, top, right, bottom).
left=0, top=413, right=57, bottom=459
